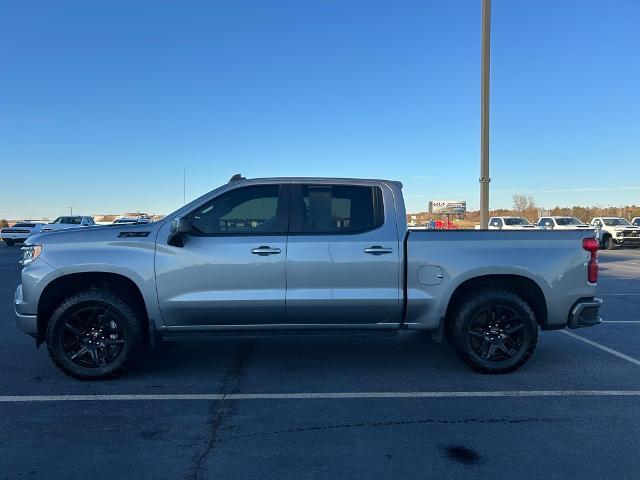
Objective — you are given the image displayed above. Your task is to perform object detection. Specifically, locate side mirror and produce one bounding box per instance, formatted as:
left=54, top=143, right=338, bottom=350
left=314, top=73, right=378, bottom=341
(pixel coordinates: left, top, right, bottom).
left=168, top=216, right=191, bottom=247
left=544, top=222, right=552, bottom=228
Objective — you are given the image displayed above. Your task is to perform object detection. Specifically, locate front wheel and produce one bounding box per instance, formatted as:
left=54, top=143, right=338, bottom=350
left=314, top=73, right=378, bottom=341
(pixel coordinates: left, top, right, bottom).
left=602, top=235, right=615, bottom=250
left=446, top=288, right=538, bottom=374
left=46, top=290, right=144, bottom=380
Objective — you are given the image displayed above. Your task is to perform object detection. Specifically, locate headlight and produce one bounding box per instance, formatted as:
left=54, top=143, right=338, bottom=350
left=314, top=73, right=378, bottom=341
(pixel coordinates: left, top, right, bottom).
left=20, top=245, right=42, bottom=266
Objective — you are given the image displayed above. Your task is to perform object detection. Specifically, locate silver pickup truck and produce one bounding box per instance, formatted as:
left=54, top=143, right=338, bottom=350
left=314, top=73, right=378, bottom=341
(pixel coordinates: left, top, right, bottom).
left=15, top=176, right=602, bottom=379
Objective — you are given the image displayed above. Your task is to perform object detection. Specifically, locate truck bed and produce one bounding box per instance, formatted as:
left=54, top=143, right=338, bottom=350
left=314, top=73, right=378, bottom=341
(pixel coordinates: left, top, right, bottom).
left=404, top=229, right=598, bottom=331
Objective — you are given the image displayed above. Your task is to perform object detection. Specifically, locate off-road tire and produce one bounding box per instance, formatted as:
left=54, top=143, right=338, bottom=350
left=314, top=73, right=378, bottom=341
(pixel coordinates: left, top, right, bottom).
left=602, top=235, right=615, bottom=250
left=5, top=240, right=15, bottom=247
left=446, top=288, right=538, bottom=374
left=46, top=290, right=144, bottom=380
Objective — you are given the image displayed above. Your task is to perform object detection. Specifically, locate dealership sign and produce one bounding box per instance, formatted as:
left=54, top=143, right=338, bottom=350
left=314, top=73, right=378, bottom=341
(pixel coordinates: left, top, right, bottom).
left=429, top=200, right=467, bottom=214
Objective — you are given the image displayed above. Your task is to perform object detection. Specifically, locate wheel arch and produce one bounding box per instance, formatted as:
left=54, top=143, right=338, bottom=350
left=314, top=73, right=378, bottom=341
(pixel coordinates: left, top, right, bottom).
left=444, top=274, right=548, bottom=329
left=36, top=272, right=149, bottom=346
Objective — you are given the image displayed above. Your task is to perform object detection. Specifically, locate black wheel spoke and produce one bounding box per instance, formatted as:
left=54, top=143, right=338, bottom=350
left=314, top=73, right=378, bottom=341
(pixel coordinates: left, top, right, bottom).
left=64, top=323, right=83, bottom=336
left=479, top=339, right=491, bottom=357
left=497, top=342, right=517, bottom=357
left=87, top=347, right=100, bottom=367
left=505, top=324, right=524, bottom=336
left=483, top=344, right=498, bottom=359
left=469, top=330, right=484, bottom=338
left=70, top=346, right=89, bottom=361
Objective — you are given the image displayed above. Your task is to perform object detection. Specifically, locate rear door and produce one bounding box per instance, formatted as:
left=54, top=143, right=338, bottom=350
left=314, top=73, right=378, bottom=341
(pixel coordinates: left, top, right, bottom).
left=285, top=182, right=401, bottom=325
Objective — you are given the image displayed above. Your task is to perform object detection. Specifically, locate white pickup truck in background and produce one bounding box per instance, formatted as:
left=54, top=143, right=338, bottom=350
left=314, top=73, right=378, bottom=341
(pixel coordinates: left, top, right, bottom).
left=0, top=222, right=47, bottom=246
left=41, top=216, right=96, bottom=232
left=590, top=217, right=640, bottom=249
left=537, top=216, right=591, bottom=230
left=488, top=217, right=537, bottom=230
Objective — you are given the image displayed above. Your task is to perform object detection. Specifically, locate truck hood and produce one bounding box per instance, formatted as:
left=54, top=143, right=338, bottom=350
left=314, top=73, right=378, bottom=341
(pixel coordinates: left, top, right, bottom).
left=27, top=222, right=161, bottom=246
left=611, top=226, right=640, bottom=230
left=502, top=225, right=537, bottom=230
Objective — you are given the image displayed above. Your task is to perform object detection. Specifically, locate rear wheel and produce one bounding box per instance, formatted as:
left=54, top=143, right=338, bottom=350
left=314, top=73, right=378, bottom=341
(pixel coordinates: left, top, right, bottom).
left=46, top=290, right=144, bottom=380
left=446, top=288, right=538, bottom=374
left=5, top=240, right=14, bottom=246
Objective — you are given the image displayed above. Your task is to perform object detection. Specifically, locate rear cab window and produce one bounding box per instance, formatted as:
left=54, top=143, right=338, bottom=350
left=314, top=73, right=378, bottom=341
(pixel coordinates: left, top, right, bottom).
left=290, top=184, right=384, bottom=234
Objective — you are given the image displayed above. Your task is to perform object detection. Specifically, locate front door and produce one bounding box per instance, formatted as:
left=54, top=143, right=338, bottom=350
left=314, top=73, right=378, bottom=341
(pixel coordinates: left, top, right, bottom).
left=285, top=183, right=401, bottom=325
left=155, top=183, right=289, bottom=328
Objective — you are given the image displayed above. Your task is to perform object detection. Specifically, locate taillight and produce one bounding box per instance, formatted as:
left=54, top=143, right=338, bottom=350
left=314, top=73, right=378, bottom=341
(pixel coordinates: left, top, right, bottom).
left=582, top=237, right=599, bottom=283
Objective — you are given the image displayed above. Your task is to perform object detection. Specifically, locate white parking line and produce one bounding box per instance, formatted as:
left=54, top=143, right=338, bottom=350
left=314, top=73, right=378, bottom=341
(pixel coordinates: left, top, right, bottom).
left=561, top=330, right=640, bottom=367
left=2, top=391, right=640, bottom=402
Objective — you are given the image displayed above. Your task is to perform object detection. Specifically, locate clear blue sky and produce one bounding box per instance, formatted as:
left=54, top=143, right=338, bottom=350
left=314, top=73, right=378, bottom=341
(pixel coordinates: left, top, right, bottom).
left=1, top=0, right=638, bottom=218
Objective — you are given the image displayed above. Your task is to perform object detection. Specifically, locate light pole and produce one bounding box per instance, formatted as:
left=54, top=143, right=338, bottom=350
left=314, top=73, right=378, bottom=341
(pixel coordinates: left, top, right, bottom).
left=479, top=0, right=491, bottom=229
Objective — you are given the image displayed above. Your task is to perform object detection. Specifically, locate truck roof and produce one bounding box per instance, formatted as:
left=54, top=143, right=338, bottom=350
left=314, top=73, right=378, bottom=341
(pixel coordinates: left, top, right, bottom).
left=230, top=175, right=403, bottom=189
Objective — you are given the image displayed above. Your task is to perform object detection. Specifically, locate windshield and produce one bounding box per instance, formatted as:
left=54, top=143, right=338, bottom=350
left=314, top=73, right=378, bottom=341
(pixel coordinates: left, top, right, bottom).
left=603, top=218, right=631, bottom=226
left=504, top=218, right=531, bottom=226
left=555, top=217, right=583, bottom=226
left=52, top=217, right=82, bottom=224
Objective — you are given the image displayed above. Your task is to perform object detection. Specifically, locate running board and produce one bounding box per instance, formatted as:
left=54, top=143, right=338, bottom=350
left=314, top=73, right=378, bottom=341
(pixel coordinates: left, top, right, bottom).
left=161, top=328, right=399, bottom=340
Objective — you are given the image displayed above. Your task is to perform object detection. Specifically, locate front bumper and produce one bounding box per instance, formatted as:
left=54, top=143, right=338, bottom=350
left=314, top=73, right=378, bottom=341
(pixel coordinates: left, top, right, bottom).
left=568, top=298, right=603, bottom=329
left=613, top=237, right=640, bottom=245
left=14, top=284, right=38, bottom=337
left=1, top=235, right=27, bottom=242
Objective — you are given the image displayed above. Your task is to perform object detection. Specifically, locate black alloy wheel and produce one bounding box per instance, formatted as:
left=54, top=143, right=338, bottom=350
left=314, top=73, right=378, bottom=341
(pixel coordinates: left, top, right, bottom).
left=467, top=304, right=525, bottom=361
left=60, top=306, right=126, bottom=368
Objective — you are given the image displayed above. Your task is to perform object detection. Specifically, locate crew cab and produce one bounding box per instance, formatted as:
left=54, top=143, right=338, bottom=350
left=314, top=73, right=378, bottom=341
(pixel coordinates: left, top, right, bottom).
left=42, top=216, right=95, bottom=232
left=488, top=216, right=537, bottom=230
left=536, top=216, right=591, bottom=230
left=15, top=176, right=602, bottom=379
left=1, top=222, right=46, bottom=246
left=590, top=217, right=640, bottom=249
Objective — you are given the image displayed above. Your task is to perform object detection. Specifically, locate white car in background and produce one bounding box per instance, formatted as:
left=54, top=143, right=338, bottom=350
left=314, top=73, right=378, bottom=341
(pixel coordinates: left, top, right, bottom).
left=590, top=217, right=640, bottom=250
left=0, top=222, right=47, bottom=246
left=537, top=216, right=591, bottom=230
left=41, top=216, right=96, bottom=232
left=488, top=216, right=537, bottom=230
left=632, top=217, right=640, bottom=227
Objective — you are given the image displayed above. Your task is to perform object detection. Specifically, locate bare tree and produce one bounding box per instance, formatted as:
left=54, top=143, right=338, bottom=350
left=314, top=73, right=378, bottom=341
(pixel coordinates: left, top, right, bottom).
left=512, top=194, right=538, bottom=222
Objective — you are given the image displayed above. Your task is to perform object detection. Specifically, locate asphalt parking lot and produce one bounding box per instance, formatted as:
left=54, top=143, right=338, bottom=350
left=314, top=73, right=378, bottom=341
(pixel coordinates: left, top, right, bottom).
left=0, top=245, right=639, bottom=479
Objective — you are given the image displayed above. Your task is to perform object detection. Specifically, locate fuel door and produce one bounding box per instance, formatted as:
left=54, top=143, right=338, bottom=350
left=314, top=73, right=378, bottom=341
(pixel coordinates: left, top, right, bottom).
left=418, top=265, right=444, bottom=286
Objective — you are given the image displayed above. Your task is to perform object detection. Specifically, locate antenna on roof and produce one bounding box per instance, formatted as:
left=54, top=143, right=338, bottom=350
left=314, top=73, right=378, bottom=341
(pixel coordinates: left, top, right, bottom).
left=229, top=173, right=245, bottom=182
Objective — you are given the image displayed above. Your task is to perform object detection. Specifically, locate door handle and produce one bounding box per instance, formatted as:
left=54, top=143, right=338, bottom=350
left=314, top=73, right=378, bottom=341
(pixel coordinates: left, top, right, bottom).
left=364, top=246, right=393, bottom=255
left=251, top=246, right=281, bottom=256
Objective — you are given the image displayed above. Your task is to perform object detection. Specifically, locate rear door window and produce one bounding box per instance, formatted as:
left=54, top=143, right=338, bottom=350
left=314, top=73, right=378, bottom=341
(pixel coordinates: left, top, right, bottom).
left=290, top=184, right=384, bottom=234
